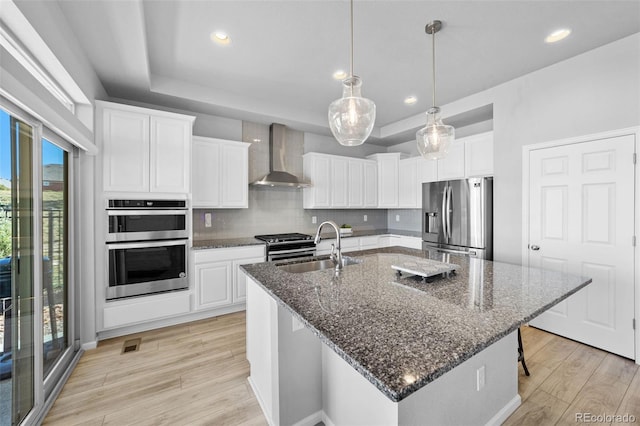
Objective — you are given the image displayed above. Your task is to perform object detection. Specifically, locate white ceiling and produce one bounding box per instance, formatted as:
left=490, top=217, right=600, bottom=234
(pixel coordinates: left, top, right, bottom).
left=56, top=0, right=640, bottom=146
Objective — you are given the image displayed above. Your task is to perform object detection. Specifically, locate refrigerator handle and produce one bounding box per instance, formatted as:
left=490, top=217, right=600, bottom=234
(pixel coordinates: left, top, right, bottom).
left=441, top=184, right=448, bottom=240
left=446, top=185, right=453, bottom=239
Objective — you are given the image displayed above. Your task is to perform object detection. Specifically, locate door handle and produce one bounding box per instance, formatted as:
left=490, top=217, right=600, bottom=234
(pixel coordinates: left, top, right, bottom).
left=530, top=245, right=540, bottom=251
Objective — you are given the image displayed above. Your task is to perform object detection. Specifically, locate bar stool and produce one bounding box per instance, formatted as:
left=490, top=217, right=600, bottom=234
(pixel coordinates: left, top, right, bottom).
left=517, top=328, right=530, bottom=376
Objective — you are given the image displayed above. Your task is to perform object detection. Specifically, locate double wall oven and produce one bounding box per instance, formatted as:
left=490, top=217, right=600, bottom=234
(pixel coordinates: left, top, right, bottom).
left=106, top=199, right=189, bottom=300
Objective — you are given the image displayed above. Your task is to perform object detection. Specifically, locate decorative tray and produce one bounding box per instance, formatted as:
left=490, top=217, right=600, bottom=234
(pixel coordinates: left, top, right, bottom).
left=391, top=255, right=459, bottom=280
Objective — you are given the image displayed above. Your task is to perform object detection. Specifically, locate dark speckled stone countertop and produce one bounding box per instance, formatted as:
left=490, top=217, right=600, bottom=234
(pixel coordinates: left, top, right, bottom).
left=240, top=247, right=592, bottom=402
left=191, top=229, right=421, bottom=249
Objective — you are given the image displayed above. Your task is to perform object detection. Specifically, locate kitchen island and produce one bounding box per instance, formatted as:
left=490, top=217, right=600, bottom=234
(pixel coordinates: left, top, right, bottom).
left=241, top=247, right=591, bottom=426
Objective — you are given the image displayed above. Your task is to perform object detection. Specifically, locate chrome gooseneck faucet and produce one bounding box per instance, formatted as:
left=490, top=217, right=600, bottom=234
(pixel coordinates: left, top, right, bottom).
left=314, top=220, right=343, bottom=271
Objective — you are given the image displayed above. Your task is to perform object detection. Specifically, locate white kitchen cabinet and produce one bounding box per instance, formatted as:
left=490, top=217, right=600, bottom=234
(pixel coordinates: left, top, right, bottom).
left=192, top=136, right=250, bottom=208
left=367, top=153, right=405, bottom=208
left=363, top=161, right=378, bottom=207
left=195, top=261, right=233, bottom=309
left=233, top=256, right=265, bottom=303
left=193, top=245, right=265, bottom=310
left=304, top=153, right=377, bottom=209
left=359, top=235, right=381, bottom=250
left=464, top=132, right=494, bottom=177
left=102, top=290, right=191, bottom=330
left=331, top=157, right=349, bottom=208
left=417, top=158, right=438, bottom=183
left=348, top=159, right=364, bottom=208
left=303, top=154, right=331, bottom=208
left=98, top=101, right=194, bottom=194
left=436, top=140, right=466, bottom=181
left=398, top=157, right=419, bottom=208
left=387, top=235, right=423, bottom=249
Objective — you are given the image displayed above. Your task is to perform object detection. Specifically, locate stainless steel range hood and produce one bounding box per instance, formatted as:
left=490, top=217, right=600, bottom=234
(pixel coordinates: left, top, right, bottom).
left=252, top=123, right=311, bottom=188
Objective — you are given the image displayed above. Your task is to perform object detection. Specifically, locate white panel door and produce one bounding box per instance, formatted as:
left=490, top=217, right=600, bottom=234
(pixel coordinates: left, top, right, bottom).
left=363, top=161, right=378, bottom=207
left=195, top=261, right=233, bottom=310
left=150, top=116, right=191, bottom=193
left=103, top=109, right=150, bottom=192
left=437, top=140, right=465, bottom=181
left=192, top=138, right=221, bottom=207
left=233, top=256, right=265, bottom=303
left=331, top=157, right=349, bottom=208
left=528, top=134, right=635, bottom=358
left=348, top=159, right=364, bottom=208
left=221, top=143, right=249, bottom=207
left=398, top=158, right=418, bottom=208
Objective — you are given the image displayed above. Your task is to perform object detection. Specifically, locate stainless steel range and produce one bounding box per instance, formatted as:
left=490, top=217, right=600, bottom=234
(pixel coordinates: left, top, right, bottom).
left=254, top=233, right=316, bottom=261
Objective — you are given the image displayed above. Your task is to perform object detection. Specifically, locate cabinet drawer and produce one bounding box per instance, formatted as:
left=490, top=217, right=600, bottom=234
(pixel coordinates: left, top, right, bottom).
left=103, top=291, right=191, bottom=329
left=193, top=245, right=265, bottom=264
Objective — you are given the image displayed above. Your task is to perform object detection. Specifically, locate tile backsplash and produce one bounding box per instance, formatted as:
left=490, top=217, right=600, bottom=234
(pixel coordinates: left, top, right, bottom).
left=193, top=186, right=388, bottom=240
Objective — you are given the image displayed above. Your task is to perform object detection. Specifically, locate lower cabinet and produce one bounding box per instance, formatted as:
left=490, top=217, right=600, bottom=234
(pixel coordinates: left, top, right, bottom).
left=316, top=234, right=421, bottom=255
left=193, top=245, right=265, bottom=310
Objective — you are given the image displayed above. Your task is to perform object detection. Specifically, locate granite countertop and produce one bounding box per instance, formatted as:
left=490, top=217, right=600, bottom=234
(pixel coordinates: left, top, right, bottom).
left=191, top=229, right=421, bottom=250
left=240, top=247, right=592, bottom=402
left=192, top=237, right=265, bottom=250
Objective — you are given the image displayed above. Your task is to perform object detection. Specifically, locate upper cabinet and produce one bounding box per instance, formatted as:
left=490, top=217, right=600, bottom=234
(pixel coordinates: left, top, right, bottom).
left=303, top=153, right=377, bottom=209
left=463, top=132, right=494, bottom=177
left=192, top=136, right=250, bottom=208
left=98, top=101, right=195, bottom=194
left=437, top=131, right=494, bottom=180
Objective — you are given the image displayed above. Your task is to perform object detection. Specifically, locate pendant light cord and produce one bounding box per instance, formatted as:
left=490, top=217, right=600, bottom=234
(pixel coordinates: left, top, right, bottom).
left=431, top=27, right=436, bottom=108
left=349, top=0, right=354, bottom=97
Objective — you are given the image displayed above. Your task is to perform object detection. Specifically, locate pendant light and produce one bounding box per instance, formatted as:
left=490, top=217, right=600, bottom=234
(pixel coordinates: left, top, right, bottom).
left=328, top=0, right=376, bottom=146
left=416, top=20, right=454, bottom=160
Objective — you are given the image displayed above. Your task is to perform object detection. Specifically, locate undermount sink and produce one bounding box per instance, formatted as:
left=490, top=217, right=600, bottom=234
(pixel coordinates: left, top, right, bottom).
left=277, top=256, right=363, bottom=273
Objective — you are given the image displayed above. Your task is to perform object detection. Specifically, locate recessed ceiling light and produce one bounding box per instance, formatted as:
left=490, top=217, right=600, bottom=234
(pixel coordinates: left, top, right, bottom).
left=252, top=138, right=261, bottom=143
left=404, top=96, right=417, bottom=105
left=333, top=70, right=347, bottom=80
left=211, top=31, right=231, bottom=45
left=545, top=28, right=571, bottom=44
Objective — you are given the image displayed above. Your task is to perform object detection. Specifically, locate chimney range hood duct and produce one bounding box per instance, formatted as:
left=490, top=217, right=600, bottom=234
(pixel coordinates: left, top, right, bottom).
left=252, top=123, right=311, bottom=188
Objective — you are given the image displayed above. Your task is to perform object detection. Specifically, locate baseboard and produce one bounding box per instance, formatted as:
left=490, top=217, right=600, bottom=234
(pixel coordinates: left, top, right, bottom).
left=485, top=394, right=521, bottom=426
left=96, top=304, right=245, bottom=340
left=322, top=411, right=337, bottom=426
left=292, top=410, right=323, bottom=426
left=247, top=376, right=276, bottom=426
left=81, top=341, right=97, bottom=350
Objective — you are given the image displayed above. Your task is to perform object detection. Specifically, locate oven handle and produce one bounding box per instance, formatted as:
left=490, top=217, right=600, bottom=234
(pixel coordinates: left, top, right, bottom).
left=107, top=209, right=187, bottom=216
left=269, top=247, right=316, bottom=255
left=106, top=239, right=188, bottom=249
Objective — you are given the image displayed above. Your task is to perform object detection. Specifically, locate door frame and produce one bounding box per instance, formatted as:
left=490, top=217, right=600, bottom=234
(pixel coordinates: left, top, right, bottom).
left=521, top=126, right=639, bottom=364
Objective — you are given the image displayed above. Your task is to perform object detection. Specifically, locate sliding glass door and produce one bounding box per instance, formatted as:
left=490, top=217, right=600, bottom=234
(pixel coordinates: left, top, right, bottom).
left=0, top=108, right=35, bottom=426
left=0, top=103, right=76, bottom=425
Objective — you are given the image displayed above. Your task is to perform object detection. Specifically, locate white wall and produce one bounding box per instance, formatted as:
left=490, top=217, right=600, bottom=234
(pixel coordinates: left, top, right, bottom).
left=305, top=132, right=387, bottom=158
left=492, top=33, right=640, bottom=264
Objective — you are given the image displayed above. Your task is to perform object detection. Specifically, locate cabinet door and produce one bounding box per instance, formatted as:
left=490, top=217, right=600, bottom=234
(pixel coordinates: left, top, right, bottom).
left=303, top=155, right=331, bottom=208
left=103, top=109, right=150, bottom=192
left=465, top=132, right=494, bottom=177
left=348, top=159, right=364, bottom=208
left=150, top=116, right=191, bottom=193
left=398, top=158, right=418, bottom=208
left=437, top=140, right=465, bottom=181
left=192, top=138, right=221, bottom=207
left=377, top=155, right=399, bottom=208
left=233, top=256, right=265, bottom=303
left=417, top=158, right=438, bottom=183
left=363, top=161, right=378, bottom=208
left=221, top=143, right=249, bottom=208
left=194, top=261, right=233, bottom=310
left=331, top=157, right=348, bottom=208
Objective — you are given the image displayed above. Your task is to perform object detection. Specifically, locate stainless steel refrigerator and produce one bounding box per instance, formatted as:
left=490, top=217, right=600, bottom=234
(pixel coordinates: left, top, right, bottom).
left=422, top=177, right=493, bottom=259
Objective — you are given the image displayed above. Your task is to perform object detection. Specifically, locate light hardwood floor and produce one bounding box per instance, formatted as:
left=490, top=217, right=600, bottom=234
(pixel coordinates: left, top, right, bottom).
left=44, top=314, right=639, bottom=425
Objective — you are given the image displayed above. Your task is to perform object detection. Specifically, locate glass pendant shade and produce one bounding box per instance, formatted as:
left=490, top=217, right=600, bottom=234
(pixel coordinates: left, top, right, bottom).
left=328, top=76, right=376, bottom=146
left=416, top=107, right=454, bottom=160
